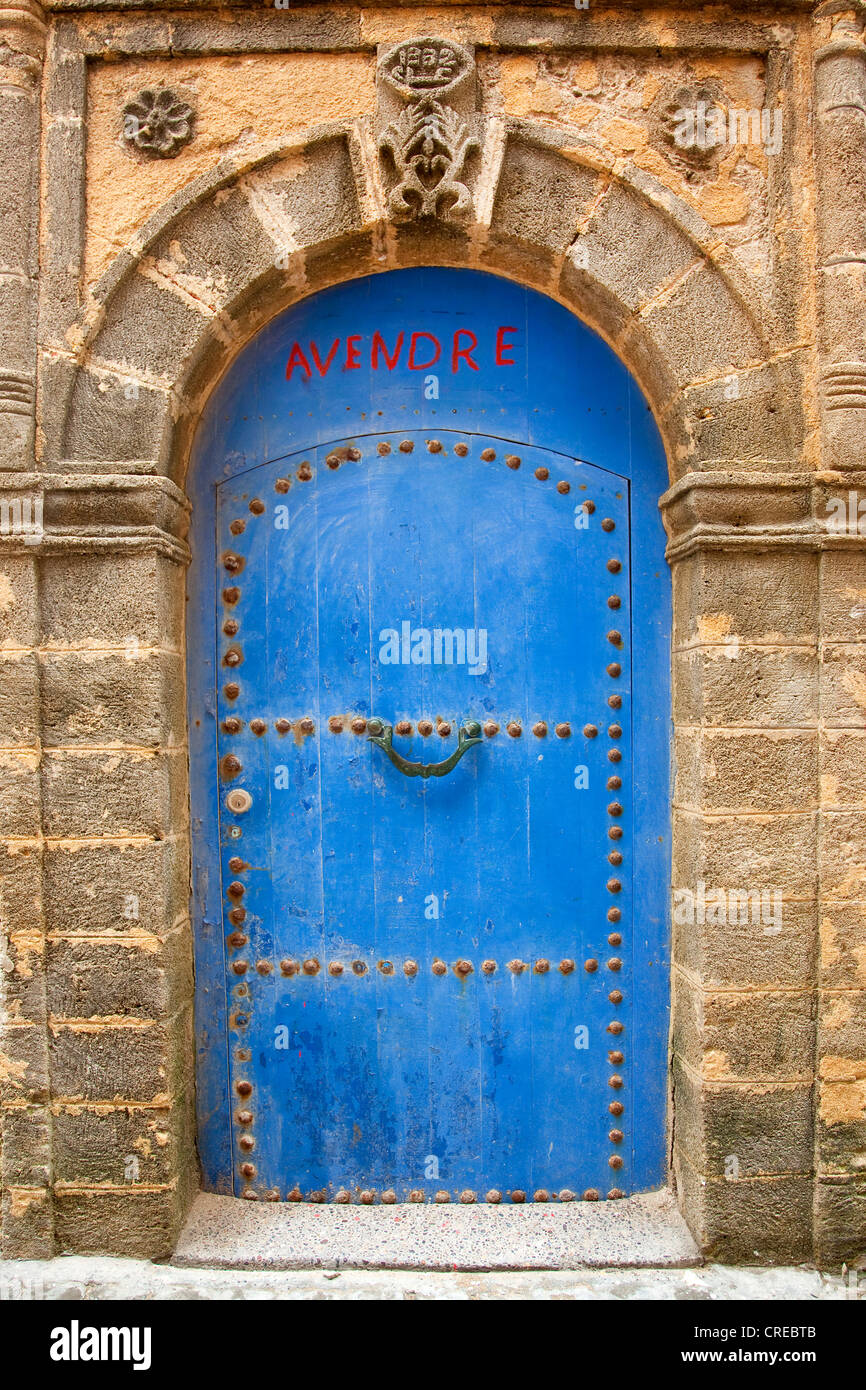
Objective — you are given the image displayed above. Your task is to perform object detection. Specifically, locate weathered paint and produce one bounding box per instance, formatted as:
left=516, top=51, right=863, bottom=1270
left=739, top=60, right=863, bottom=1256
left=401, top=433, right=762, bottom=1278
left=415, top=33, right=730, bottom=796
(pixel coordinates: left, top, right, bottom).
left=187, top=267, right=671, bottom=1202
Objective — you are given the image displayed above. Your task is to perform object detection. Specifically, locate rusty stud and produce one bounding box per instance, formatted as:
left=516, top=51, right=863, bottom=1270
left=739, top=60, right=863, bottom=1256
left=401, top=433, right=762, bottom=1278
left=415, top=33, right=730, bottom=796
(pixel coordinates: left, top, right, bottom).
left=223, top=552, right=243, bottom=574
left=608, top=907, right=622, bottom=923
left=308, top=1190, right=327, bottom=1204
left=609, top=1129, right=624, bottom=1144
left=381, top=1189, right=397, bottom=1204
left=609, top=826, right=623, bottom=841
left=227, top=881, right=245, bottom=899
left=378, top=960, right=395, bottom=975
left=583, top=724, right=598, bottom=738
left=584, top=958, right=598, bottom=973
left=608, top=957, right=623, bottom=972
left=224, top=683, right=240, bottom=700
left=454, top=442, right=469, bottom=457
left=608, top=931, right=622, bottom=945
left=607, top=879, right=622, bottom=894
left=247, top=498, right=264, bottom=516
left=408, top=1190, right=425, bottom=1203
left=608, top=1188, right=625, bottom=1200
left=298, top=717, right=314, bottom=735
left=608, top=695, right=623, bottom=710
left=247, top=718, right=265, bottom=736
left=607, top=776, right=622, bottom=790
left=609, top=1101, right=625, bottom=1116
left=485, top=1189, right=502, bottom=1204
left=608, top=854, right=623, bottom=869
left=559, top=1189, right=576, bottom=1202
left=534, top=466, right=548, bottom=481
left=275, top=717, right=291, bottom=734
left=559, top=959, right=575, bottom=974
left=228, top=931, right=247, bottom=948
left=609, top=724, right=623, bottom=739
left=607, top=558, right=621, bottom=573
left=432, top=959, right=447, bottom=976
left=555, top=722, right=571, bottom=738
left=256, top=960, right=273, bottom=976
left=236, top=1080, right=253, bottom=1098
left=352, top=960, right=367, bottom=976
left=609, top=1075, right=624, bottom=1090
left=328, top=716, right=344, bottom=733
left=427, top=439, right=443, bottom=453
left=583, top=1189, right=600, bottom=1202
left=231, top=961, right=249, bottom=976
left=532, top=721, right=548, bottom=738
left=608, top=801, right=623, bottom=817
left=350, top=717, right=367, bottom=735
left=280, top=960, right=298, bottom=976
left=399, top=440, right=414, bottom=453
left=236, top=1109, right=253, bottom=1126
left=221, top=755, right=242, bottom=779
left=328, top=961, right=343, bottom=976
left=326, top=453, right=341, bottom=470
left=609, top=991, right=624, bottom=1006
left=533, top=1190, right=549, bottom=1203
left=506, top=721, right=522, bottom=738
left=434, top=1190, right=450, bottom=1204
left=534, top=958, right=550, bottom=974
left=437, top=721, right=452, bottom=737
left=510, top=1190, right=526, bottom=1204
left=601, top=518, right=616, bottom=532
left=507, top=959, right=527, bottom=974
left=347, top=447, right=361, bottom=462
left=238, top=1134, right=255, bottom=1153
left=557, top=480, right=571, bottom=495
left=224, top=619, right=239, bottom=637
left=417, top=719, right=433, bottom=736
left=481, top=959, right=497, bottom=974
left=455, top=959, right=473, bottom=976
left=607, top=630, right=622, bottom=646
left=333, top=1189, right=351, bottom=1203
left=609, top=1155, right=624, bottom=1170
left=229, top=519, right=245, bottom=536
left=404, top=959, right=418, bottom=977
left=609, top=1050, right=625, bottom=1065
left=459, top=1190, right=477, bottom=1204
left=302, top=958, right=320, bottom=976
left=483, top=721, right=499, bottom=737
left=505, top=454, right=521, bottom=470
left=297, top=463, right=313, bottom=481
left=241, top=1188, right=258, bottom=1200
left=222, top=716, right=242, bottom=734
left=607, top=595, right=621, bottom=610
left=377, top=441, right=392, bottom=456
left=608, top=752, right=622, bottom=769
left=607, top=663, right=621, bottom=678
left=359, top=1190, right=376, bottom=1204
left=480, top=447, right=496, bottom=461
left=222, top=587, right=240, bottom=605
left=275, top=477, right=290, bottom=493
left=240, top=1163, right=256, bottom=1179
left=286, top=1186, right=304, bottom=1203
left=395, top=720, right=413, bottom=736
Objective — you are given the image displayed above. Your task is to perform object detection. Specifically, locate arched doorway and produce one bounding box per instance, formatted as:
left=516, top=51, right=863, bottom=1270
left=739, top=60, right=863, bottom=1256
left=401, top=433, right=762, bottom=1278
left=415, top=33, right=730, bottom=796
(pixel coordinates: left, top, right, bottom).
left=187, top=266, right=671, bottom=1204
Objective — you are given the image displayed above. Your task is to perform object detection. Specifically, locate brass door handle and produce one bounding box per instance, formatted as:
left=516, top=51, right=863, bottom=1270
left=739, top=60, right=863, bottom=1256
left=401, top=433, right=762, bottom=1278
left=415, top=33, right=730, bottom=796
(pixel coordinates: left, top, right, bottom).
left=367, top=719, right=482, bottom=780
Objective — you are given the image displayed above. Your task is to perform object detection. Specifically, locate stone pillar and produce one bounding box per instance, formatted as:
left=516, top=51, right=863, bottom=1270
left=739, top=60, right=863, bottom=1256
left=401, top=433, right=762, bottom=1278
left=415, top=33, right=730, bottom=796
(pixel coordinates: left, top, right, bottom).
left=0, top=0, right=43, bottom=471
left=813, top=2, right=866, bottom=1266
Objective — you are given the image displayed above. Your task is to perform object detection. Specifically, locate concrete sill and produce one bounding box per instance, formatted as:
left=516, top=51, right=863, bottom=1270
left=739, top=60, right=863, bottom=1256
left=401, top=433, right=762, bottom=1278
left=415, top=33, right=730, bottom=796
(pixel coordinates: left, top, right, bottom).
left=172, top=1187, right=701, bottom=1272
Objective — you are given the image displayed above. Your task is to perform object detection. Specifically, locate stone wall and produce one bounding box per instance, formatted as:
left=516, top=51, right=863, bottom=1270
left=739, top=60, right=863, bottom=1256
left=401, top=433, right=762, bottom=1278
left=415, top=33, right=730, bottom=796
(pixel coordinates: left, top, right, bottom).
left=0, top=0, right=864, bottom=1266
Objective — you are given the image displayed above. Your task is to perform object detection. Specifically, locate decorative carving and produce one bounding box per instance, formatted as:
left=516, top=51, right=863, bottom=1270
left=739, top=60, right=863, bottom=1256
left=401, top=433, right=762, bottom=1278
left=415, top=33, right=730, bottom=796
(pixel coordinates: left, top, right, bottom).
left=121, top=88, right=195, bottom=159
left=377, top=39, right=478, bottom=224
left=653, top=84, right=724, bottom=172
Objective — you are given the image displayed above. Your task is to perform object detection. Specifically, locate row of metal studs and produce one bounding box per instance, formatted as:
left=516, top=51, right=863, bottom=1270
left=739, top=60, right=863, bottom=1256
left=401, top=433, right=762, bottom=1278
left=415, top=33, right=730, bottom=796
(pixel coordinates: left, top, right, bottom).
left=603, top=527, right=626, bottom=1185
left=236, top=1185, right=626, bottom=1203
left=220, top=715, right=600, bottom=738
left=225, top=955, right=625, bottom=977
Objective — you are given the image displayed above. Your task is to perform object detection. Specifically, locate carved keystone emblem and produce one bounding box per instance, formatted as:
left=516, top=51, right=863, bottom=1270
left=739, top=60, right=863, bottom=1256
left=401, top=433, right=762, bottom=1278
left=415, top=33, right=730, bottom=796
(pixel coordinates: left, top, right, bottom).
left=377, top=38, right=478, bottom=225
left=121, top=88, right=195, bottom=159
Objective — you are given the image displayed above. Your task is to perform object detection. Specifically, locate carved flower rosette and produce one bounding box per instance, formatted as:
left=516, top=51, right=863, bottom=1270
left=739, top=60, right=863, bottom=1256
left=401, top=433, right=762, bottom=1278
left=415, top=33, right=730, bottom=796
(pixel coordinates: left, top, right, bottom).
left=121, top=88, right=195, bottom=159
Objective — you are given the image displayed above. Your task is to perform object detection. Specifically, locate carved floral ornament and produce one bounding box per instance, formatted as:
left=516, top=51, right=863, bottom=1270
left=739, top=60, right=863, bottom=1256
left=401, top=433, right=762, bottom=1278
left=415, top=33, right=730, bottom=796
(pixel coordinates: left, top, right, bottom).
left=121, top=88, right=195, bottom=159
left=377, top=39, right=479, bottom=225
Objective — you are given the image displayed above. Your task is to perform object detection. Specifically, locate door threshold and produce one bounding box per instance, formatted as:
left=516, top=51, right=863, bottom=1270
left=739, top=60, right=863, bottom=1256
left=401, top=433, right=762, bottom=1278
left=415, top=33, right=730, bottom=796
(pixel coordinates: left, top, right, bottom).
left=172, top=1187, right=700, bottom=1271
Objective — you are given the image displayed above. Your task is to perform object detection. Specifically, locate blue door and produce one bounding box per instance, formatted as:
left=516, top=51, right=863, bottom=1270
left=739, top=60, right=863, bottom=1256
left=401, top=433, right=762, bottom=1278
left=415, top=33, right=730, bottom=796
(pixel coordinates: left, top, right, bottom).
left=188, top=268, right=671, bottom=1204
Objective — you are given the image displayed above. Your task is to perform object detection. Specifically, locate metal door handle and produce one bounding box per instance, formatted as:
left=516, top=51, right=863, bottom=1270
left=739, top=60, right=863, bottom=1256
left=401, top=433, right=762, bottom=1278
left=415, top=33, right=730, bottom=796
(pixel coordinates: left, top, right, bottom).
left=367, top=719, right=482, bottom=779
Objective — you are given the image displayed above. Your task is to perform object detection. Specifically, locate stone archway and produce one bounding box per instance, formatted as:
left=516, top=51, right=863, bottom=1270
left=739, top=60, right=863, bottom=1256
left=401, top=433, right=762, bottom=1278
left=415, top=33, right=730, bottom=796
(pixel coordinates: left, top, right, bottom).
left=12, top=111, right=824, bottom=1264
